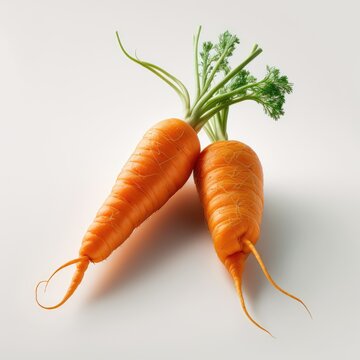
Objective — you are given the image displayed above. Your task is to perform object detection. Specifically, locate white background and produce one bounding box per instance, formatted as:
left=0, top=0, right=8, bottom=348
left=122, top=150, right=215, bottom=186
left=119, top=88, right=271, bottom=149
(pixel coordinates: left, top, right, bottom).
left=1, top=0, right=359, bottom=358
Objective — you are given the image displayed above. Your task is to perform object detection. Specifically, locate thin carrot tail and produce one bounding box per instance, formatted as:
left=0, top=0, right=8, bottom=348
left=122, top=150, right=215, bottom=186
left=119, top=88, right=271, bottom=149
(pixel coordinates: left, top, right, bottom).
left=35, top=256, right=90, bottom=310
left=244, top=239, right=312, bottom=318
left=225, top=255, right=274, bottom=337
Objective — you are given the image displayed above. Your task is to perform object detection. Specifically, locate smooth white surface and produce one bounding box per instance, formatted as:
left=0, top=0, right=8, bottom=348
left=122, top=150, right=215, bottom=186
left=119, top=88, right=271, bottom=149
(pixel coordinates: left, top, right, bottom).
left=1, top=0, right=359, bottom=358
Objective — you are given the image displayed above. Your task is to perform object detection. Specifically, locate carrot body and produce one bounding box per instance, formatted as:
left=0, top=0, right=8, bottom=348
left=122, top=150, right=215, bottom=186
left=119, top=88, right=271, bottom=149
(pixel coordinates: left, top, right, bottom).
left=194, top=140, right=263, bottom=264
left=36, top=118, right=200, bottom=308
left=194, top=140, right=309, bottom=334
left=82, top=118, right=200, bottom=262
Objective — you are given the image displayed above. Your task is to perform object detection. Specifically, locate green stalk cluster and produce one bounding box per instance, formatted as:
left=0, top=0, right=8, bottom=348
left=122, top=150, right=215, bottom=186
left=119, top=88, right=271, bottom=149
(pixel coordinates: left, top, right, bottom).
left=115, top=27, right=292, bottom=139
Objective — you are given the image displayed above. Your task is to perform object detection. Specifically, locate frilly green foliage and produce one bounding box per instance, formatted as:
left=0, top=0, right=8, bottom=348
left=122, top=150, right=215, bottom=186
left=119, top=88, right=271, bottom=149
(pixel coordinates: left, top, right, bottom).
left=115, top=27, right=292, bottom=140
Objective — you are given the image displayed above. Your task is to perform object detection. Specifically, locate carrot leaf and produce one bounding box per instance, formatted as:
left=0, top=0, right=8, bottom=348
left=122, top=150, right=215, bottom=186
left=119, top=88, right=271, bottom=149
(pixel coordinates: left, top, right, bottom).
left=115, top=27, right=292, bottom=135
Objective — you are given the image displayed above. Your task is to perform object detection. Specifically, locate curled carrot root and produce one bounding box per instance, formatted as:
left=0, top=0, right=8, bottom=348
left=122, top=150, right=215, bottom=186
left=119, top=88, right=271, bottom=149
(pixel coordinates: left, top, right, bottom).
left=244, top=239, right=312, bottom=319
left=35, top=256, right=90, bottom=310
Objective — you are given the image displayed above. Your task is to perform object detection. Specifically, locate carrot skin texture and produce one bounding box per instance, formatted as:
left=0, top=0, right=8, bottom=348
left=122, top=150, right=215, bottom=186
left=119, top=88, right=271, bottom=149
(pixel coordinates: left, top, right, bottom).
left=194, top=140, right=310, bottom=333
left=194, top=140, right=267, bottom=331
left=81, top=118, right=200, bottom=262
left=194, top=140, right=264, bottom=265
left=37, top=118, right=200, bottom=308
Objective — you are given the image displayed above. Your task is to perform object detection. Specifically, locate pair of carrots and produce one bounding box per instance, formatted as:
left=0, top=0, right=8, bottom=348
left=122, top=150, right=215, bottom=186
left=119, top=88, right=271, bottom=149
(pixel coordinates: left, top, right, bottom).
left=36, top=27, right=310, bottom=335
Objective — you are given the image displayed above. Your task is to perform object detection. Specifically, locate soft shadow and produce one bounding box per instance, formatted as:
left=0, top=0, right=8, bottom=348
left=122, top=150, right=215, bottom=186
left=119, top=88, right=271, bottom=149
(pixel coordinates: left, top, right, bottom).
left=87, top=182, right=207, bottom=303
left=87, top=184, right=313, bottom=310
left=242, top=189, right=309, bottom=308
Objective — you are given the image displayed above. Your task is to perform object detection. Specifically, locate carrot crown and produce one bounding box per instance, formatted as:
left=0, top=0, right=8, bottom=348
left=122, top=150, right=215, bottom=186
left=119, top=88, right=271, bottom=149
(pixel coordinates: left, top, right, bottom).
left=116, top=27, right=292, bottom=136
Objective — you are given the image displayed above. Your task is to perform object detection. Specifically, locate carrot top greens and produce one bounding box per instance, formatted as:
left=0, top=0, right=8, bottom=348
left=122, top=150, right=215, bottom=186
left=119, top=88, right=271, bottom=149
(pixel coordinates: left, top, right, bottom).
left=115, top=27, right=292, bottom=135
left=203, top=66, right=293, bottom=142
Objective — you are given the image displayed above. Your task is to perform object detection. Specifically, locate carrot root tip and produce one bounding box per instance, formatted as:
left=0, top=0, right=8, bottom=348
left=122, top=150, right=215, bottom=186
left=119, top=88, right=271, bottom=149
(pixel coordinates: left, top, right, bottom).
left=225, top=255, right=274, bottom=337
left=35, top=256, right=90, bottom=310
left=244, top=239, right=312, bottom=319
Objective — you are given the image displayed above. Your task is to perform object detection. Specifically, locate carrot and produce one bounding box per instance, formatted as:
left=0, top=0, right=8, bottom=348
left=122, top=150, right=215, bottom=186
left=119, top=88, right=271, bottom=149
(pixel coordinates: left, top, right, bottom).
left=36, top=119, right=199, bottom=309
left=194, top=141, right=311, bottom=335
left=192, top=32, right=310, bottom=335
left=36, top=27, right=265, bottom=309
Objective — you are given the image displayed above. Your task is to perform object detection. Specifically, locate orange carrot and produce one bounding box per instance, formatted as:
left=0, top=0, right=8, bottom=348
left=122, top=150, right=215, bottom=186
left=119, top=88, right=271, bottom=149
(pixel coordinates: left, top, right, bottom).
left=35, top=26, right=256, bottom=308
left=36, top=27, right=275, bottom=309
left=36, top=119, right=200, bottom=309
left=191, top=27, right=311, bottom=335
left=194, top=141, right=311, bottom=335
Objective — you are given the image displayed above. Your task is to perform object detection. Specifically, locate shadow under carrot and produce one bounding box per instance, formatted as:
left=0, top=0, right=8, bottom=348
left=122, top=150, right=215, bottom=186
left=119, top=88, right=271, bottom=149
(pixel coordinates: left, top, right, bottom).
left=243, top=189, right=311, bottom=310
left=87, top=182, right=207, bottom=302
